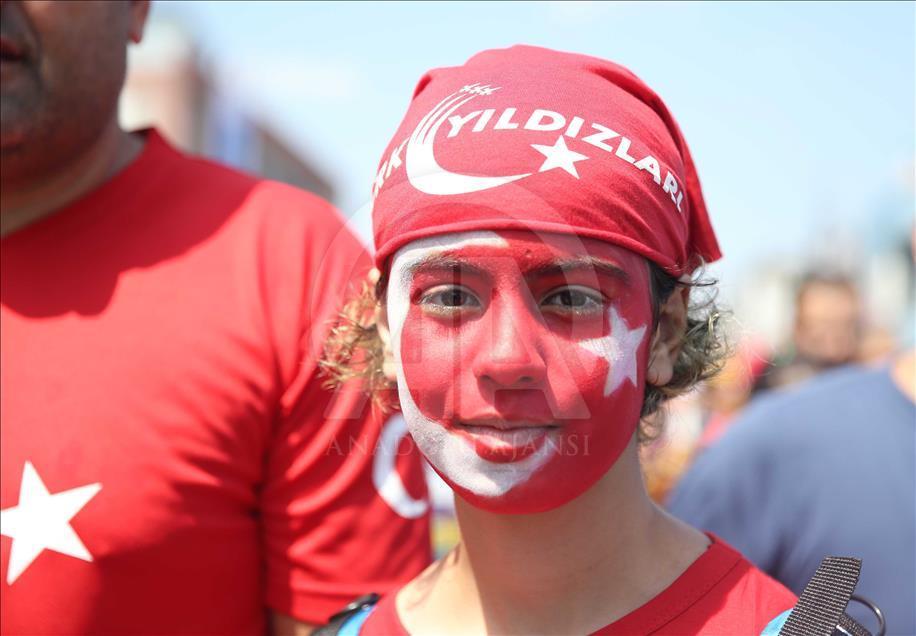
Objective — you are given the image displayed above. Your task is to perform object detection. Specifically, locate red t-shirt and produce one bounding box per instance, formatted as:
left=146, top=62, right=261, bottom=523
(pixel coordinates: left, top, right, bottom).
left=361, top=535, right=796, bottom=635
left=0, top=131, right=432, bottom=634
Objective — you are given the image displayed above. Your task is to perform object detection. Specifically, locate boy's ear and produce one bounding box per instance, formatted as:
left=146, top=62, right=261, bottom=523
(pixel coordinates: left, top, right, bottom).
left=646, top=285, right=689, bottom=388
left=375, top=297, right=398, bottom=382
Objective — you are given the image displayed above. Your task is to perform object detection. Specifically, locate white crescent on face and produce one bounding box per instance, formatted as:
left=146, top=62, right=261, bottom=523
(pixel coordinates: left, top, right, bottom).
left=404, top=85, right=533, bottom=196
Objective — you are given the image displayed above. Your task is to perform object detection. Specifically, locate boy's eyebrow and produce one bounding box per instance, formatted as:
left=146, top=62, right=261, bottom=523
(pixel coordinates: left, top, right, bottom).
left=526, top=256, right=630, bottom=283
left=405, top=253, right=629, bottom=282
left=406, top=254, right=487, bottom=277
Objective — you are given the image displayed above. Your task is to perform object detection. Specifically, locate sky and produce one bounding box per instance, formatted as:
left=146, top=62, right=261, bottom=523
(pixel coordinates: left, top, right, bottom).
left=155, top=1, right=915, bottom=286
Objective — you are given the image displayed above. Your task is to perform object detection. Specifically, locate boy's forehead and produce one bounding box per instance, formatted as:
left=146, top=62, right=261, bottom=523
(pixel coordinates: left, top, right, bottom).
left=397, top=230, right=640, bottom=276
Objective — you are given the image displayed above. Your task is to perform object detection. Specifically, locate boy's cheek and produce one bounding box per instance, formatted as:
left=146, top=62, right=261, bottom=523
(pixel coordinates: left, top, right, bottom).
left=540, top=347, right=604, bottom=415
left=399, top=323, right=470, bottom=419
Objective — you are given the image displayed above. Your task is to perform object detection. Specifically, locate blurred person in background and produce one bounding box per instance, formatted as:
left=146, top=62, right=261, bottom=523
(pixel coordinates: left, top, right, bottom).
left=754, top=271, right=863, bottom=392
left=0, top=2, right=430, bottom=634
left=668, top=346, right=915, bottom=633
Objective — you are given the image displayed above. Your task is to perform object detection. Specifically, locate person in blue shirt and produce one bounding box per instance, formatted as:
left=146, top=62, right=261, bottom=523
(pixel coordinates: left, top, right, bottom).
left=668, top=351, right=915, bottom=635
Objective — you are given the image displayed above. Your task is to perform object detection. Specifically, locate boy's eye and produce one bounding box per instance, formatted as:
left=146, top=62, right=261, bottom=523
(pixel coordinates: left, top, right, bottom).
left=541, top=287, right=605, bottom=313
left=419, top=285, right=481, bottom=310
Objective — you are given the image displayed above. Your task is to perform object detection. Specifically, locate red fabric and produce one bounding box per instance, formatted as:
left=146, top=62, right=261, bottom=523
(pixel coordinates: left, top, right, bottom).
left=596, top=536, right=796, bottom=635
left=0, top=131, right=431, bottom=634
left=371, top=45, right=721, bottom=276
left=361, top=535, right=795, bottom=635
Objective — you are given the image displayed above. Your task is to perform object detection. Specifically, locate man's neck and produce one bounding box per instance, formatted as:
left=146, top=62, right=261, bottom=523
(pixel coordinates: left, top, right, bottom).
left=0, top=121, right=143, bottom=237
left=399, top=437, right=710, bottom=635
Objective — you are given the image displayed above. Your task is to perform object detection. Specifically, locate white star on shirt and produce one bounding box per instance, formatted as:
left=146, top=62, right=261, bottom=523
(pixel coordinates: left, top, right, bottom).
left=531, top=135, right=589, bottom=178
left=0, top=462, right=101, bottom=585
left=578, top=306, right=647, bottom=396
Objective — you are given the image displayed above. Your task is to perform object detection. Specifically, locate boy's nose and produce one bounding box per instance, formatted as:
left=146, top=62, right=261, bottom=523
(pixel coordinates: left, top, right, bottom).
left=471, top=301, right=546, bottom=389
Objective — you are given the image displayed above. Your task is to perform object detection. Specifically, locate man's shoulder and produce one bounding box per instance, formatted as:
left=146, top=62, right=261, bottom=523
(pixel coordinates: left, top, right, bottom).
left=164, top=144, right=337, bottom=218
left=147, top=134, right=355, bottom=248
left=732, top=364, right=892, bottom=439
left=669, top=366, right=892, bottom=507
left=756, top=364, right=889, bottom=407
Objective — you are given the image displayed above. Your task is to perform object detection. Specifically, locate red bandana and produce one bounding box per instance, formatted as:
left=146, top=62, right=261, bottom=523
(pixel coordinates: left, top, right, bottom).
left=371, top=45, right=721, bottom=276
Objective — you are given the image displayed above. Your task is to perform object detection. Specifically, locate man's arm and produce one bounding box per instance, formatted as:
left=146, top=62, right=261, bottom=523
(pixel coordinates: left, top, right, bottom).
left=253, top=183, right=432, bottom=626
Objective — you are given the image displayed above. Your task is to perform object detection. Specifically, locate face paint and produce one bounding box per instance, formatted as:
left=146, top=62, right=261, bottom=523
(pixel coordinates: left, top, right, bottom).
left=387, top=230, right=652, bottom=514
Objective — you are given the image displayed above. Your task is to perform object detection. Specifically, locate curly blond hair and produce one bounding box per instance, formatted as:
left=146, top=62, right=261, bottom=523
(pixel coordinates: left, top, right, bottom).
left=320, top=262, right=728, bottom=443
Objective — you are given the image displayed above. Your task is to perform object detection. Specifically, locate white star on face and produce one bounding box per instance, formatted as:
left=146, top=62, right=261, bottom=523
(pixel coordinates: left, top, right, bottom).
left=531, top=135, right=589, bottom=178
left=0, top=462, right=101, bottom=585
left=578, top=306, right=647, bottom=396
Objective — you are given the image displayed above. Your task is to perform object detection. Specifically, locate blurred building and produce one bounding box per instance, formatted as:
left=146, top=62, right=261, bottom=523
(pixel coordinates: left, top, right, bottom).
left=119, top=17, right=334, bottom=203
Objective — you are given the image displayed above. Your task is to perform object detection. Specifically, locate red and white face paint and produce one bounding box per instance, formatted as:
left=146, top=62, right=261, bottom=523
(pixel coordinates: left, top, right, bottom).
left=387, top=230, right=653, bottom=514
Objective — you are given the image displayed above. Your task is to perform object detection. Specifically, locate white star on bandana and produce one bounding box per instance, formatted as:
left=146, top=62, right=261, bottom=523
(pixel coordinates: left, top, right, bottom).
left=578, top=306, right=647, bottom=396
left=531, top=135, right=589, bottom=178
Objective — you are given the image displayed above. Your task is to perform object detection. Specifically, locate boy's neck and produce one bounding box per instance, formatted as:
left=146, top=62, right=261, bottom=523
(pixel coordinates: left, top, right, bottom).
left=398, top=437, right=710, bottom=635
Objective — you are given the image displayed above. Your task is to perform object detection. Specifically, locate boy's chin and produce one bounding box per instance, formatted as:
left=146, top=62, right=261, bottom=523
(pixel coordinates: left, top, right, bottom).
left=453, top=472, right=600, bottom=516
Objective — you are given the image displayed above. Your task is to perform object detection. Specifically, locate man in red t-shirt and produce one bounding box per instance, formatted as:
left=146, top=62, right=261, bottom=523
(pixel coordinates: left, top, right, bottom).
left=0, top=2, right=431, bottom=634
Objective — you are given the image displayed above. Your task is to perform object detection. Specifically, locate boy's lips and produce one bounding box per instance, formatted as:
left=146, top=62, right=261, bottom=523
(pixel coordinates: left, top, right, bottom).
left=456, top=414, right=557, bottom=429
left=453, top=421, right=558, bottom=463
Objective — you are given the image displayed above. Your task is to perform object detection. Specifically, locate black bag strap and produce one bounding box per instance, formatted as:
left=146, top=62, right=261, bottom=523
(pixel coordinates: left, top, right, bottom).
left=778, top=556, right=885, bottom=636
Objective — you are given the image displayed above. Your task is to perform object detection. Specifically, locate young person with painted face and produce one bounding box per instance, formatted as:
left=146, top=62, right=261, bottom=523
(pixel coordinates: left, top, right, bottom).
left=323, top=46, right=797, bottom=635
